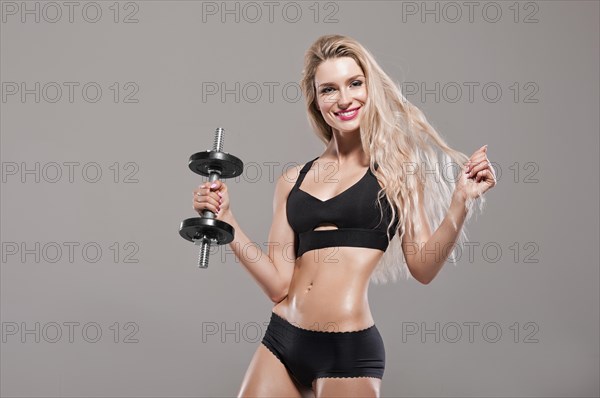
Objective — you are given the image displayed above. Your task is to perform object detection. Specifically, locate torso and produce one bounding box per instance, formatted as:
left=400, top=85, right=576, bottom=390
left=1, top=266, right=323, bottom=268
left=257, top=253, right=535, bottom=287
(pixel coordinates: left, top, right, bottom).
left=272, top=158, right=388, bottom=332
left=272, top=246, right=384, bottom=332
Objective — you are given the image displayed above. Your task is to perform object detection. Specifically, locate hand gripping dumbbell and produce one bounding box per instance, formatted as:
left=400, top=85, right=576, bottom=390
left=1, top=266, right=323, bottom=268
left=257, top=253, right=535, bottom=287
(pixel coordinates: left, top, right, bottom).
left=179, top=127, right=243, bottom=268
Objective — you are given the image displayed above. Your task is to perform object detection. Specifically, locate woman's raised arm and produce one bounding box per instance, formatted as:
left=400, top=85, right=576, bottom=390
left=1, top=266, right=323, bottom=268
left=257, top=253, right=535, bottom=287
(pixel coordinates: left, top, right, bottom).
left=196, top=165, right=300, bottom=303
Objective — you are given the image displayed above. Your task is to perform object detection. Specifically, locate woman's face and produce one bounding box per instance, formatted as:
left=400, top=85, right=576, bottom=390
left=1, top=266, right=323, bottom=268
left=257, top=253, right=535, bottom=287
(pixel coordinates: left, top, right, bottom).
left=314, top=57, right=367, bottom=135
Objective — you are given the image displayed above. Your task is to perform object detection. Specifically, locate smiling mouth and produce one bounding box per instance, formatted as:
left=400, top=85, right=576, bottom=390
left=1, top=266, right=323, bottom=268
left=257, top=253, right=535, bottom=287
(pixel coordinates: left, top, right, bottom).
left=335, top=107, right=360, bottom=116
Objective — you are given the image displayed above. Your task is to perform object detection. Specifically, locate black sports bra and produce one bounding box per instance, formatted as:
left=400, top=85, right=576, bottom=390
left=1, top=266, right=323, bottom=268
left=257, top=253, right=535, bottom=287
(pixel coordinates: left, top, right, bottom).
left=286, top=157, right=400, bottom=258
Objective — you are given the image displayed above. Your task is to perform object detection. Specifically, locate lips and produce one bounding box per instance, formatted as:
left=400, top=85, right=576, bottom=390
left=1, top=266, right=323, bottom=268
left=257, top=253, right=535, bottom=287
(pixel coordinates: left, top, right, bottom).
left=335, top=107, right=360, bottom=116
left=335, top=106, right=361, bottom=121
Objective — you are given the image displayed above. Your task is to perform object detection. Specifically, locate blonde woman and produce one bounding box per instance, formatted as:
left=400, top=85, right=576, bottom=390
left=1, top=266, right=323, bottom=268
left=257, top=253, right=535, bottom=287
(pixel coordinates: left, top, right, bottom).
left=193, top=34, right=496, bottom=398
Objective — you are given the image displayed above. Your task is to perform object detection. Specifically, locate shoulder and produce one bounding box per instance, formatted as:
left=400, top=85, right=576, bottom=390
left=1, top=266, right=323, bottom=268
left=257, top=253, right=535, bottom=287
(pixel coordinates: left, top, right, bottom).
left=278, top=158, right=313, bottom=185
left=274, top=160, right=309, bottom=197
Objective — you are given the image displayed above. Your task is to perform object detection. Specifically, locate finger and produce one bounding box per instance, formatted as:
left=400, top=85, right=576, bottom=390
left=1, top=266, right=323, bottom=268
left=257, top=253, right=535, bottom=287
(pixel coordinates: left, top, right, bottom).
left=196, top=185, right=222, bottom=200
left=468, top=145, right=488, bottom=162
left=193, top=199, right=220, bottom=214
left=207, top=180, right=222, bottom=191
left=469, top=146, right=485, bottom=158
left=475, top=169, right=485, bottom=183
left=465, top=158, right=487, bottom=174
left=476, top=168, right=492, bottom=183
left=194, top=185, right=205, bottom=198
left=197, top=181, right=219, bottom=192
left=468, top=158, right=488, bottom=171
left=468, top=160, right=490, bottom=177
left=194, top=200, right=220, bottom=214
left=195, top=193, right=221, bottom=209
left=476, top=144, right=487, bottom=154
left=466, top=153, right=485, bottom=168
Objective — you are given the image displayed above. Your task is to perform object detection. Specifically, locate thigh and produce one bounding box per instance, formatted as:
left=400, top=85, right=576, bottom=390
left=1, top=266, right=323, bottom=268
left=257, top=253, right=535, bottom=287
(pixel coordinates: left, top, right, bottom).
left=237, top=343, right=313, bottom=398
left=314, top=376, right=381, bottom=398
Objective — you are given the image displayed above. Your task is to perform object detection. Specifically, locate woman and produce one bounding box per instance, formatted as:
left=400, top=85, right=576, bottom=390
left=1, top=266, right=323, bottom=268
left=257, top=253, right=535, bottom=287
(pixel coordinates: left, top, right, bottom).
left=193, top=34, right=496, bottom=398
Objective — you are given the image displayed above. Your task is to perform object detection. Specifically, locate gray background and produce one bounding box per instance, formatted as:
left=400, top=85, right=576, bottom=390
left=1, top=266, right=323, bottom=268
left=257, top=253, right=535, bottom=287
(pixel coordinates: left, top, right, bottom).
left=1, top=1, right=598, bottom=397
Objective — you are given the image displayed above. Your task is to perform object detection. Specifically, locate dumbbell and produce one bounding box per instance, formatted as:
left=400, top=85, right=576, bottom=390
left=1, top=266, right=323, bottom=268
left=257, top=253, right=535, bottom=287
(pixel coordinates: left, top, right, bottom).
left=179, top=127, right=243, bottom=268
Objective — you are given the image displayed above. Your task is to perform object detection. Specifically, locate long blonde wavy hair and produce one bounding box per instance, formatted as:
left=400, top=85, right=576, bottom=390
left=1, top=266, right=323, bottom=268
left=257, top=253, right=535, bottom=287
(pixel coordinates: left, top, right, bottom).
left=299, top=34, right=484, bottom=284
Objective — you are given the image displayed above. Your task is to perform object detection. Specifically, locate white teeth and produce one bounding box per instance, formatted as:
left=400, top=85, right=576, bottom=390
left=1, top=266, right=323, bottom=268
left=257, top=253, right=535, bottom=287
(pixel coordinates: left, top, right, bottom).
left=338, top=109, right=357, bottom=116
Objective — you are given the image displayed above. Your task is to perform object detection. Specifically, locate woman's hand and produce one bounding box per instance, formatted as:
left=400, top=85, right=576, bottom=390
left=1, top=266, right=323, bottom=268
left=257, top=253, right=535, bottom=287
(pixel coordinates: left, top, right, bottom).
left=454, top=144, right=497, bottom=202
left=193, top=179, right=232, bottom=220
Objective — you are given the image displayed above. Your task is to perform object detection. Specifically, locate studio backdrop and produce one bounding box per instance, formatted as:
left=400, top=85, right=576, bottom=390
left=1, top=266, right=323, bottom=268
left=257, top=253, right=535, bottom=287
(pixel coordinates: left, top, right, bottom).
left=1, top=1, right=598, bottom=397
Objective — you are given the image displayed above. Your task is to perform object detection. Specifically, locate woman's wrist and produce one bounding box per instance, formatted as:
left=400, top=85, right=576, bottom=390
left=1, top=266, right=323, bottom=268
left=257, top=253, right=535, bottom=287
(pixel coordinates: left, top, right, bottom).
left=218, top=209, right=236, bottom=226
left=451, top=189, right=471, bottom=214
left=452, top=188, right=467, bottom=204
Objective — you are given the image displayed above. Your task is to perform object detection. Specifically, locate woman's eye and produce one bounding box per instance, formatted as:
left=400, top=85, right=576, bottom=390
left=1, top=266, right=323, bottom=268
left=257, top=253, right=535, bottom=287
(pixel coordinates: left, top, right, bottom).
left=320, top=81, right=362, bottom=94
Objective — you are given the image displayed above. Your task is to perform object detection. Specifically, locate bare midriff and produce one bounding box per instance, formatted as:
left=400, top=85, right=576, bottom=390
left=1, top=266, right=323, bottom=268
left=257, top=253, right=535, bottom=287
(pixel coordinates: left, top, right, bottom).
left=272, top=225, right=385, bottom=333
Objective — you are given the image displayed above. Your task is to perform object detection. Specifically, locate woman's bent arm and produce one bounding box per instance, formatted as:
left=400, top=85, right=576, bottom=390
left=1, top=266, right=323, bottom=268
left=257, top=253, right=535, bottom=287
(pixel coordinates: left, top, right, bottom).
left=219, top=172, right=297, bottom=303
left=403, top=188, right=469, bottom=284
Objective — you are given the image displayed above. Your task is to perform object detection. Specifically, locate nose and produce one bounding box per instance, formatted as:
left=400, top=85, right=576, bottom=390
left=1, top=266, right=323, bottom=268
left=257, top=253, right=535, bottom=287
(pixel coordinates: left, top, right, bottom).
left=337, top=87, right=353, bottom=108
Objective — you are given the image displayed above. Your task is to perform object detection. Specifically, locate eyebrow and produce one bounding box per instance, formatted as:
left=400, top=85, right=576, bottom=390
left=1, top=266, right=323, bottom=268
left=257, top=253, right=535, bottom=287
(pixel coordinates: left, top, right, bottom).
left=316, top=74, right=365, bottom=88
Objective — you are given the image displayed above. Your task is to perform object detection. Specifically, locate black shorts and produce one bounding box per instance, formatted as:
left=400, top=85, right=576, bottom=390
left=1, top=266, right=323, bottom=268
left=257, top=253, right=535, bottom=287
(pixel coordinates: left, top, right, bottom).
left=261, top=311, right=385, bottom=390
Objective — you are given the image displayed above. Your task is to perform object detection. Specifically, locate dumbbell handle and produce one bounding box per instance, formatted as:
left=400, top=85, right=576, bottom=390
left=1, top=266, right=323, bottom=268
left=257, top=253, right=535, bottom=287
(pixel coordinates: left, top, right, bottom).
left=197, top=127, right=225, bottom=268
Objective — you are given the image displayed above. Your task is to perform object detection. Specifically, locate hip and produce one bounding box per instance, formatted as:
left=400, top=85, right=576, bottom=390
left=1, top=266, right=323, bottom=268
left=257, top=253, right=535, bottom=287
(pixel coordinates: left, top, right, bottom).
left=272, top=296, right=375, bottom=333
